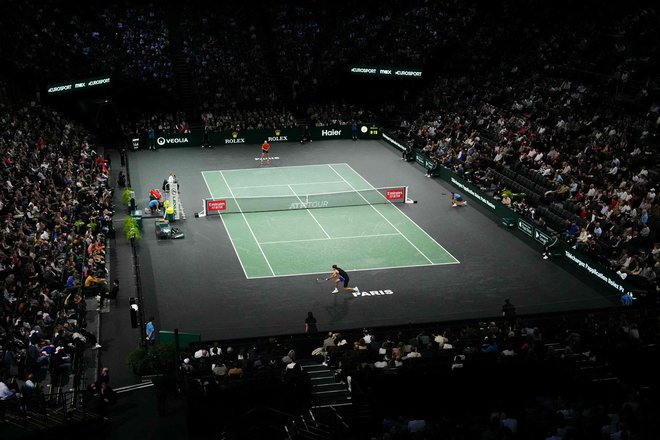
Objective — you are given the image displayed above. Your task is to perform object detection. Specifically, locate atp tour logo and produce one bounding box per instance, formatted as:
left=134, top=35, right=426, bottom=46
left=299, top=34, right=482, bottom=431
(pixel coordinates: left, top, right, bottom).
left=352, top=289, right=394, bottom=297
left=225, top=132, right=246, bottom=144
left=268, top=129, right=288, bottom=142
left=289, top=201, right=329, bottom=209
left=157, top=137, right=189, bottom=146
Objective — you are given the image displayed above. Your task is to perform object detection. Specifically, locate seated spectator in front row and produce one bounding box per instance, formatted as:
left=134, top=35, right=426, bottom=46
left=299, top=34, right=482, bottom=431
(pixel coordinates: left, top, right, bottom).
left=452, top=193, right=467, bottom=207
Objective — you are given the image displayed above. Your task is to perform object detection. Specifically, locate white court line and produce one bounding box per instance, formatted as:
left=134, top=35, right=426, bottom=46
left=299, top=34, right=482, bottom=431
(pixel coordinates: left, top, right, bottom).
left=260, top=233, right=400, bottom=245
left=328, top=164, right=435, bottom=265
left=245, top=262, right=457, bottom=280
left=202, top=171, right=250, bottom=279
left=343, top=163, right=460, bottom=264
left=288, top=184, right=331, bottom=239
left=218, top=170, right=276, bottom=277
left=229, top=180, right=346, bottom=190
left=216, top=163, right=349, bottom=172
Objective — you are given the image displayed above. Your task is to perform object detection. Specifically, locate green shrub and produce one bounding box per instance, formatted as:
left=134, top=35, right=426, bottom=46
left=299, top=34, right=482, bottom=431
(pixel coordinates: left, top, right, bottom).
left=127, top=344, right=177, bottom=377
left=122, top=187, right=134, bottom=206
left=124, top=215, right=141, bottom=240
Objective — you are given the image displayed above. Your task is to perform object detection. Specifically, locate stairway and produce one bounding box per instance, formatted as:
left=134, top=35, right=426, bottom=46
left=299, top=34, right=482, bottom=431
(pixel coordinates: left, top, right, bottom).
left=1, top=386, right=102, bottom=433
left=172, top=53, right=199, bottom=120
left=164, top=2, right=199, bottom=121
left=253, top=11, right=293, bottom=109
left=285, top=409, right=350, bottom=440
left=300, top=360, right=351, bottom=409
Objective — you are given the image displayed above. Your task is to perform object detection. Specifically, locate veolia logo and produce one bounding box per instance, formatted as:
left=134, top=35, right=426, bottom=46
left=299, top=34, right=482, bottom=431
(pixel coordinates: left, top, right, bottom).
left=157, top=137, right=189, bottom=145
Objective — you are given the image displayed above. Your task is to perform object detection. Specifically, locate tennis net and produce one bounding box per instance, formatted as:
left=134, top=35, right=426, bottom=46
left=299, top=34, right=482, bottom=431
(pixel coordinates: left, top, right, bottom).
left=200, top=186, right=411, bottom=215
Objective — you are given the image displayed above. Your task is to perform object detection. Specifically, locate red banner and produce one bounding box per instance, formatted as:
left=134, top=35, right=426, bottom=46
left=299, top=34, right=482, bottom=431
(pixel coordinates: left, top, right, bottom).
left=206, top=199, right=227, bottom=213
left=386, top=189, right=404, bottom=200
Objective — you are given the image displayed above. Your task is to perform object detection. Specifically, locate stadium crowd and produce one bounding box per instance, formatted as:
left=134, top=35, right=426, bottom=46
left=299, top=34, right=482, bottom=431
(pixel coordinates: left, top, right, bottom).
left=0, top=0, right=174, bottom=94
left=181, top=303, right=658, bottom=439
left=0, top=79, right=113, bottom=409
left=391, top=2, right=659, bottom=297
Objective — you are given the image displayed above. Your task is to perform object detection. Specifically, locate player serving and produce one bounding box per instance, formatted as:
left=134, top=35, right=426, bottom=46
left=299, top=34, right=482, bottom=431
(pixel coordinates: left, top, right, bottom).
left=326, top=264, right=359, bottom=294
left=260, top=139, right=270, bottom=166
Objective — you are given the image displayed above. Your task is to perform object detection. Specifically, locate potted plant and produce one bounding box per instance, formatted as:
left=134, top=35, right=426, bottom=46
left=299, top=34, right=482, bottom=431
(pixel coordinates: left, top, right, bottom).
left=122, top=187, right=135, bottom=212
left=124, top=215, right=141, bottom=241
left=127, top=344, right=177, bottom=377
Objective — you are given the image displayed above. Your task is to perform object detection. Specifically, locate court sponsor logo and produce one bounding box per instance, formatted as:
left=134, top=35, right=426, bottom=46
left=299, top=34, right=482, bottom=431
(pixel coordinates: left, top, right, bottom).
left=289, top=201, right=329, bottom=209
left=255, top=157, right=280, bottom=161
left=386, top=189, right=404, bottom=200
left=564, top=250, right=631, bottom=295
left=268, top=129, right=288, bottom=142
left=206, top=199, right=227, bottom=213
left=382, top=133, right=405, bottom=151
left=157, top=137, right=189, bottom=146
left=225, top=132, right=246, bottom=144
left=352, top=289, right=394, bottom=297
left=321, top=129, right=341, bottom=137
left=450, top=177, right=496, bottom=209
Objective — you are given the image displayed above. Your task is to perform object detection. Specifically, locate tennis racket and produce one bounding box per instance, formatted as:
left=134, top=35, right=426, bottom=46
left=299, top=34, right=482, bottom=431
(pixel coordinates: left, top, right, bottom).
left=315, top=277, right=327, bottom=284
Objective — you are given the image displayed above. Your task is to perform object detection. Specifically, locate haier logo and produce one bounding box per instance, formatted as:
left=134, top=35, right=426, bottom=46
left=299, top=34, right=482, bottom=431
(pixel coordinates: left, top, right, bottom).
left=352, top=289, right=394, bottom=297
left=322, top=129, right=341, bottom=137
left=157, top=137, right=189, bottom=146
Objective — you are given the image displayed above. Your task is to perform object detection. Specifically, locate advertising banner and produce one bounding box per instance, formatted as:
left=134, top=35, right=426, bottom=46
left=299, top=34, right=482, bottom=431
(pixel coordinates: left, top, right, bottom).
left=47, top=76, right=112, bottom=95
left=349, top=66, right=423, bottom=79
left=205, top=199, right=227, bottom=214
left=135, top=125, right=381, bottom=149
left=415, top=152, right=436, bottom=170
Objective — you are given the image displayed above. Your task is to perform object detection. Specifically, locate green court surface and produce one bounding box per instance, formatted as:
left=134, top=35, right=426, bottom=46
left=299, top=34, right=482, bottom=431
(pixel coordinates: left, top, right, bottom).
left=202, top=163, right=459, bottom=279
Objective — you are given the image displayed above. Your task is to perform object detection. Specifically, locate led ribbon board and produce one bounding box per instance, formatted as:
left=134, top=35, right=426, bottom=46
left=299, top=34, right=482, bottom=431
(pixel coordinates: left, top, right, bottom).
left=47, top=76, right=112, bottom=95
left=349, top=66, right=422, bottom=79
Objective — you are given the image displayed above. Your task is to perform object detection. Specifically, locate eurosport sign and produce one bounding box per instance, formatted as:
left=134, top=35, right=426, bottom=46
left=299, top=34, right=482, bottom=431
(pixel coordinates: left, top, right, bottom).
left=350, top=65, right=423, bottom=79
left=47, top=76, right=111, bottom=94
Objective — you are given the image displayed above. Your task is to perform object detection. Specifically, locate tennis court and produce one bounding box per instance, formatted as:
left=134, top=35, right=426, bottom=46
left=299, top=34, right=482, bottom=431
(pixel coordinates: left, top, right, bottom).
left=201, top=163, right=459, bottom=279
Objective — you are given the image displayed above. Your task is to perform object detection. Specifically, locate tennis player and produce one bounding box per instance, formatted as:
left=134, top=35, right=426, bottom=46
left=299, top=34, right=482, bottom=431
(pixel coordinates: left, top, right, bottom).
left=260, top=139, right=271, bottom=166
left=326, top=265, right=359, bottom=294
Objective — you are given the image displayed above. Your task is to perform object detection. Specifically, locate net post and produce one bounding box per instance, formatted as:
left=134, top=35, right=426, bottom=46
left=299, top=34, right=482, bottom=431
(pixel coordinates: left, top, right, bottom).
left=197, top=199, right=207, bottom=218
left=404, top=186, right=417, bottom=204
